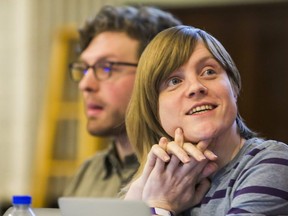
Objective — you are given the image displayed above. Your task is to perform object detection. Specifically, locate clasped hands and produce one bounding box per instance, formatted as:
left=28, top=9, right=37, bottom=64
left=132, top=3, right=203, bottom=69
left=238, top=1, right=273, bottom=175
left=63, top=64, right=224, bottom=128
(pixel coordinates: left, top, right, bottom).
left=125, top=128, right=218, bottom=214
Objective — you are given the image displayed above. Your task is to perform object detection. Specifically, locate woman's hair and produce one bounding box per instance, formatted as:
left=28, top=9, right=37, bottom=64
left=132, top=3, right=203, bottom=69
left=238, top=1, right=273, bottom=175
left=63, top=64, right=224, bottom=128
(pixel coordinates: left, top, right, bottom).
left=126, top=25, right=256, bottom=169
left=78, top=5, right=182, bottom=58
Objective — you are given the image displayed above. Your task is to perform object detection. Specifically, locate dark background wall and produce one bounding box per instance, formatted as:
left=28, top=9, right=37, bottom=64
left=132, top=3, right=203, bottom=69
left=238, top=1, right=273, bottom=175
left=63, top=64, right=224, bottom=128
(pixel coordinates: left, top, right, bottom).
left=163, top=2, right=288, bottom=143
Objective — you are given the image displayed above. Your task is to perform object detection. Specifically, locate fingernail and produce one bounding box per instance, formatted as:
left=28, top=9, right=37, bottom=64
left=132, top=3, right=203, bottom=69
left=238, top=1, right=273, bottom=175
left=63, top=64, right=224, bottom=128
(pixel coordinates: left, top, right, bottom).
left=209, top=151, right=218, bottom=159
left=176, top=128, right=182, bottom=134
left=183, top=156, right=190, bottom=163
left=163, top=155, right=170, bottom=162
left=197, top=154, right=206, bottom=161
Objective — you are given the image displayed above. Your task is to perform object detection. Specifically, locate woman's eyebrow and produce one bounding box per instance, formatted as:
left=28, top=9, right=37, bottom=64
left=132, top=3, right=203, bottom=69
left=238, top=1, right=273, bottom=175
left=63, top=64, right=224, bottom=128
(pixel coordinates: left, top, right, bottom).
left=196, top=56, right=216, bottom=66
left=172, top=67, right=185, bottom=74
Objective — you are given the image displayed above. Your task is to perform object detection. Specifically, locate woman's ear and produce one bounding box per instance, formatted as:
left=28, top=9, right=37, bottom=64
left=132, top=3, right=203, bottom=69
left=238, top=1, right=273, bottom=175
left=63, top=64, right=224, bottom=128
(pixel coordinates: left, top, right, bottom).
left=232, top=88, right=238, bottom=102
left=234, top=93, right=237, bottom=102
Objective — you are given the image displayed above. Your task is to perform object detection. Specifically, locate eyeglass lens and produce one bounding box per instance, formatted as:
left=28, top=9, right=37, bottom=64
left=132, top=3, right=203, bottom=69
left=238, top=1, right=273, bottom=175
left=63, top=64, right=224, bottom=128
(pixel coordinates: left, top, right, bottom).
left=70, top=62, right=112, bottom=81
left=70, top=61, right=137, bottom=82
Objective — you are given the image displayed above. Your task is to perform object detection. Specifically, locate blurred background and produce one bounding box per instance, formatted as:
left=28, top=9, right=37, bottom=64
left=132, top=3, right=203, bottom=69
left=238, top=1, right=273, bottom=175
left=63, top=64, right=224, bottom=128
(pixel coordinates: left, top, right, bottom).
left=0, top=0, right=287, bottom=212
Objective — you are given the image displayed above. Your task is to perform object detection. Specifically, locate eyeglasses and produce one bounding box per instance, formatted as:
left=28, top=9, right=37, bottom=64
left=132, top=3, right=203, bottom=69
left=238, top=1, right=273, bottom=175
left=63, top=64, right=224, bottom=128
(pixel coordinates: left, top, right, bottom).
left=69, top=60, right=138, bottom=81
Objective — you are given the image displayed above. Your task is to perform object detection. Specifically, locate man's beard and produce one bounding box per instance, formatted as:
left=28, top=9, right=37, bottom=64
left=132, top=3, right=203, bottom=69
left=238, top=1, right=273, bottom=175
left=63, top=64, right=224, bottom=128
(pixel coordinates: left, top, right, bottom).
left=87, top=121, right=126, bottom=137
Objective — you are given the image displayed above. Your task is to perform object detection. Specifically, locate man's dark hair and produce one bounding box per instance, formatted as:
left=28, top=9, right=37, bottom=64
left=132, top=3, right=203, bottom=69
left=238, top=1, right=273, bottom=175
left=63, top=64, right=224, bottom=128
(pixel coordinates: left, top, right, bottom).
left=79, top=5, right=182, bottom=58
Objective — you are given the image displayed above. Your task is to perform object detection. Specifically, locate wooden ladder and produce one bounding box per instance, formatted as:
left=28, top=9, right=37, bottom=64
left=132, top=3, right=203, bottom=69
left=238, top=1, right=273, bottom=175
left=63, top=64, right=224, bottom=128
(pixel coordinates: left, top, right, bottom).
left=32, top=25, right=106, bottom=207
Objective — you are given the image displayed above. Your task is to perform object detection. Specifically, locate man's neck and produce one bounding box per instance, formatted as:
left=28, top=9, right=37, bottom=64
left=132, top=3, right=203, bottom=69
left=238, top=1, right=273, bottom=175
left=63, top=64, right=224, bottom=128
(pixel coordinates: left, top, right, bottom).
left=114, top=134, right=135, bottom=162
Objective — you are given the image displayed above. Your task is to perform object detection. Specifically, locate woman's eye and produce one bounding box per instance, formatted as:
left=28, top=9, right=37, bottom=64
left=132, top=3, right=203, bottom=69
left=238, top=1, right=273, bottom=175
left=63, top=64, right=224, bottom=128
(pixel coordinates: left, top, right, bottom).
left=203, top=69, right=216, bottom=76
left=167, top=77, right=182, bottom=86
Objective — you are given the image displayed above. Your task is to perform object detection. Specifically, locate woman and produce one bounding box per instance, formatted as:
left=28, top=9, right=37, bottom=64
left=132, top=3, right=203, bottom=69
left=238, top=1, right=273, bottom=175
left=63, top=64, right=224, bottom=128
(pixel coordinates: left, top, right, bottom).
left=123, top=25, right=288, bottom=215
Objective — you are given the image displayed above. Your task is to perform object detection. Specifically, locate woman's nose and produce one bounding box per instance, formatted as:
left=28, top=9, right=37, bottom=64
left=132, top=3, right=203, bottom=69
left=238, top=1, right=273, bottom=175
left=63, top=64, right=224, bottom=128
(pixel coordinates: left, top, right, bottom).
left=185, top=78, right=208, bottom=98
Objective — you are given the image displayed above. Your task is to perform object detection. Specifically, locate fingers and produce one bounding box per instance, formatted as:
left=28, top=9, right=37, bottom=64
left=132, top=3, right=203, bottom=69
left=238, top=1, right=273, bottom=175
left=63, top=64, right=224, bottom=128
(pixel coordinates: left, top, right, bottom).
left=166, top=136, right=218, bottom=181
left=200, top=161, right=218, bottom=179
left=167, top=141, right=191, bottom=163
left=154, top=157, right=166, bottom=173
left=197, top=140, right=217, bottom=161
left=167, top=136, right=217, bottom=163
left=192, top=178, right=211, bottom=205
left=142, top=148, right=163, bottom=181
left=166, top=128, right=191, bottom=163
left=196, top=139, right=210, bottom=152
left=166, top=154, right=181, bottom=173
left=152, top=128, right=218, bottom=176
left=182, top=143, right=206, bottom=161
left=203, top=149, right=218, bottom=161
left=167, top=141, right=208, bottom=163
left=141, top=152, right=157, bottom=180
left=146, top=138, right=171, bottom=176
left=159, top=137, right=168, bottom=150
left=174, top=128, right=184, bottom=147
left=158, top=137, right=170, bottom=162
left=151, top=140, right=170, bottom=163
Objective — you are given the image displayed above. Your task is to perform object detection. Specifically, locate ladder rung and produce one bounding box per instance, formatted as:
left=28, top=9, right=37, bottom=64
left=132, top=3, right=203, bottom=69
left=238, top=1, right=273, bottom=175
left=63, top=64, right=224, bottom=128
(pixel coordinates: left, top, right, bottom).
left=58, top=102, right=79, bottom=119
left=50, top=160, right=78, bottom=176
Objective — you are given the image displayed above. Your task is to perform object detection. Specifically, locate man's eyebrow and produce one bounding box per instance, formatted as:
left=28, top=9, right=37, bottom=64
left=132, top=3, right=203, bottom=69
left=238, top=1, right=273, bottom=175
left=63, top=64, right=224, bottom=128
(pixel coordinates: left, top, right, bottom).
left=77, top=56, right=85, bottom=62
left=77, top=56, right=108, bottom=64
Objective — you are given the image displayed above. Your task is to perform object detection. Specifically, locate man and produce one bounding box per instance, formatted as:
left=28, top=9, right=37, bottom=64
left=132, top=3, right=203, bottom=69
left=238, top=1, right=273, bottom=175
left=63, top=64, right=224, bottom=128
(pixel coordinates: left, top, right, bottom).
left=63, top=5, right=181, bottom=197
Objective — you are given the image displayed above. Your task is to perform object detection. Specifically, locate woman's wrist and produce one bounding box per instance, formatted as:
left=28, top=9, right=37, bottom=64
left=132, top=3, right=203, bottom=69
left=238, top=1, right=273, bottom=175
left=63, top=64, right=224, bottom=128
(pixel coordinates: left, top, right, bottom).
left=150, top=207, right=174, bottom=216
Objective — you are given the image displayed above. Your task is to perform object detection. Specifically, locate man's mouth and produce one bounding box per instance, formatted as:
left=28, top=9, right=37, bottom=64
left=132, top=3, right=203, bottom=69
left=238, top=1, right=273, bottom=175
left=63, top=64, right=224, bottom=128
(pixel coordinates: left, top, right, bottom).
left=88, top=104, right=103, bottom=110
left=86, top=104, right=104, bottom=116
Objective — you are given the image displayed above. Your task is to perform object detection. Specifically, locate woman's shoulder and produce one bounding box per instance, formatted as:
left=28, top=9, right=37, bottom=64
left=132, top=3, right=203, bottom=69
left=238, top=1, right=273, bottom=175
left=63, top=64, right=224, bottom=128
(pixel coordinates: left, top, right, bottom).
left=235, top=137, right=288, bottom=169
left=244, top=137, right=288, bottom=157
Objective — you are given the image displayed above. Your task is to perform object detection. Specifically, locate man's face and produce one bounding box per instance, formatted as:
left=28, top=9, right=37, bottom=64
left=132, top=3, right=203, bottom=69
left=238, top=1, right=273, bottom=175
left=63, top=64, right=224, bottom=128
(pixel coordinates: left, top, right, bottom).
left=78, top=32, right=139, bottom=136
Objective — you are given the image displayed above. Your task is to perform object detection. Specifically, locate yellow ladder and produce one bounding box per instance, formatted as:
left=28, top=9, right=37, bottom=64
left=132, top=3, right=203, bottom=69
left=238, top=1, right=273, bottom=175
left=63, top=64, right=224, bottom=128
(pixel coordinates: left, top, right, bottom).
left=32, top=25, right=106, bottom=207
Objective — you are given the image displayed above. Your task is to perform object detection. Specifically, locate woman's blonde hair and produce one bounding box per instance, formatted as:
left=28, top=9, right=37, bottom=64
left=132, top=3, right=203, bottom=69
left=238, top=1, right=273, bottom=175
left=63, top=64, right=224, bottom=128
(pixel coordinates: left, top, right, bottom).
left=125, top=25, right=256, bottom=180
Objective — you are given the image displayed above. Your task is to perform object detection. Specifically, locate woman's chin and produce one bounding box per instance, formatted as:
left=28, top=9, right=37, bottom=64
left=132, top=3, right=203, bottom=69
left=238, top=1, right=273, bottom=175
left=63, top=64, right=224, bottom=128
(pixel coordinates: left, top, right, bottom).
left=184, top=130, right=218, bottom=144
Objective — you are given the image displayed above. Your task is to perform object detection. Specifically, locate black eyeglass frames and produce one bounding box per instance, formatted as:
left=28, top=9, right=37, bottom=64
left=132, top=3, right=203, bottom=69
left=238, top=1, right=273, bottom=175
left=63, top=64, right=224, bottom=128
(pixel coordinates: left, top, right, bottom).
left=69, top=60, right=138, bottom=81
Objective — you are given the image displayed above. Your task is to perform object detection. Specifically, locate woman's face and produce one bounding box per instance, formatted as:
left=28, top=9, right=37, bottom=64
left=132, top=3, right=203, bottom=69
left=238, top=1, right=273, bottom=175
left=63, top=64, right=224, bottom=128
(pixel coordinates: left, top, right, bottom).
left=158, top=42, right=237, bottom=143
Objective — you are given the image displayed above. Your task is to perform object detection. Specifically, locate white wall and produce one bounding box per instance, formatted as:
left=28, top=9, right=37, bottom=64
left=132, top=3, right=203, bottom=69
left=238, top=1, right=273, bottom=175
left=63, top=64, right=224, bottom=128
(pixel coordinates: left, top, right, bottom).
left=132, top=0, right=285, bottom=6
left=0, top=0, right=284, bottom=204
left=0, top=0, right=122, bottom=202
left=0, top=0, right=33, bottom=199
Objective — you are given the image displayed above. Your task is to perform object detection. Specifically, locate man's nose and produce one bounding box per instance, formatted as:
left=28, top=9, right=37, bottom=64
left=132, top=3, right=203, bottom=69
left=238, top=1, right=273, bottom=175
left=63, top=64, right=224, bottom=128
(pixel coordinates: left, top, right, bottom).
left=78, top=68, right=99, bottom=92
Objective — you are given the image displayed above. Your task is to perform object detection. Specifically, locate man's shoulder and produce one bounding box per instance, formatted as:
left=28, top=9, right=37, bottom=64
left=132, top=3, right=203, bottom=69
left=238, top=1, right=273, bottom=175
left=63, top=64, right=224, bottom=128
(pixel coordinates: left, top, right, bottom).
left=83, top=147, right=111, bottom=166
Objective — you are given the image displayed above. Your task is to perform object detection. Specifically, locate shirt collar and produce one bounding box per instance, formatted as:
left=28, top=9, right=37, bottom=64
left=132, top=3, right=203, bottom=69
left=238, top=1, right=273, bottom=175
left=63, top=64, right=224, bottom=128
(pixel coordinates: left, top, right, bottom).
left=103, top=142, right=139, bottom=179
